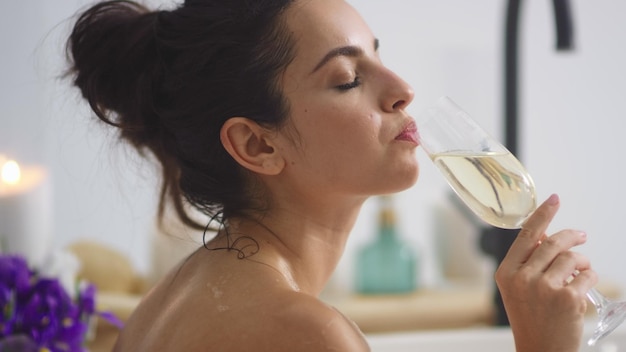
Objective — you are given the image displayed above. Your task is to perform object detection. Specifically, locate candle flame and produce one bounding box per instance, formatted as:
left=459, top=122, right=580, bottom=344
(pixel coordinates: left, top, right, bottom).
left=1, top=160, right=21, bottom=185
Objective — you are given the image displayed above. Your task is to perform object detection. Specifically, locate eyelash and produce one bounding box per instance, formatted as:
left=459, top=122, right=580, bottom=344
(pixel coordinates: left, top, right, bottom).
left=335, top=76, right=361, bottom=91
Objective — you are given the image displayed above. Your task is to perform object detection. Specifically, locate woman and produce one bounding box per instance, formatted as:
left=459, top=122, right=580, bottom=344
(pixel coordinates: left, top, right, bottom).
left=66, top=0, right=596, bottom=351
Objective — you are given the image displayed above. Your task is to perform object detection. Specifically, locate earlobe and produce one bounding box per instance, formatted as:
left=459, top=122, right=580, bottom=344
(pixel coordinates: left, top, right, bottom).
left=220, top=117, right=285, bottom=175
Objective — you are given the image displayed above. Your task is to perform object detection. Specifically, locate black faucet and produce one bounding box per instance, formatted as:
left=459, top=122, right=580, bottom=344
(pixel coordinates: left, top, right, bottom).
left=480, top=0, right=575, bottom=326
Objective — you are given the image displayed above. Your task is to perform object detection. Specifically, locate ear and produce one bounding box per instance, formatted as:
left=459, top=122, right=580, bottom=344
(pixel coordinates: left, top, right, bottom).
left=220, top=117, right=285, bottom=175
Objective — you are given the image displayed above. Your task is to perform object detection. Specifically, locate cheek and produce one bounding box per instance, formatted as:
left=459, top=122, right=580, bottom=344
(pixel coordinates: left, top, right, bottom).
left=290, top=95, right=383, bottom=152
left=316, top=119, right=378, bottom=157
left=313, top=104, right=380, bottom=135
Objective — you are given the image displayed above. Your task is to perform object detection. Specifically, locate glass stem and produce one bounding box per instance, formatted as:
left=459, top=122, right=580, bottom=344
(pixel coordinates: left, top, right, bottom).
left=586, top=288, right=609, bottom=313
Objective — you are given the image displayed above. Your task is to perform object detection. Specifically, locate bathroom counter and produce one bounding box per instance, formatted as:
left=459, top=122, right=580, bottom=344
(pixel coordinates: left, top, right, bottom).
left=324, top=285, right=494, bottom=333
left=324, top=281, right=623, bottom=334
left=87, top=282, right=621, bottom=351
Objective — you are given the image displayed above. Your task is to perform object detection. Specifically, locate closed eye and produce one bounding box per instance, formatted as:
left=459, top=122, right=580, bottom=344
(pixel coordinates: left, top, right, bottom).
left=335, top=76, right=361, bottom=91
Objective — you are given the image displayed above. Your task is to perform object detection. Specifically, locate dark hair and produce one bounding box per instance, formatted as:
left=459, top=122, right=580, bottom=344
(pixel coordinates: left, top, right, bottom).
left=66, top=0, right=296, bottom=229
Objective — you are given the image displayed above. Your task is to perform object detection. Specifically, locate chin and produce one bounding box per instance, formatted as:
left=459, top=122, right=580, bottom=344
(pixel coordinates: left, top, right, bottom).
left=400, top=162, right=420, bottom=186
left=377, top=166, right=419, bottom=194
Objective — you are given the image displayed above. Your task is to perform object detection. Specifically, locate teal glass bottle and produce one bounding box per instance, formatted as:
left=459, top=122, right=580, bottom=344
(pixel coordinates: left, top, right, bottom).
left=355, top=196, right=418, bottom=294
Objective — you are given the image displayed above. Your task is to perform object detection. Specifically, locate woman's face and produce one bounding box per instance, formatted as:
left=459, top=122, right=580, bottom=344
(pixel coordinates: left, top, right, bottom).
left=276, top=0, right=418, bottom=198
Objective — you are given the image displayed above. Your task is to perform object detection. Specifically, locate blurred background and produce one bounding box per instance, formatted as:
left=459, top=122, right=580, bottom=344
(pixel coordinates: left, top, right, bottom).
left=1, top=0, right=625, bottom=323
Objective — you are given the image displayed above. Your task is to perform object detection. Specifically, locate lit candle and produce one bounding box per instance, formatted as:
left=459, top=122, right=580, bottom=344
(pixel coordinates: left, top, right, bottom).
left=0, top=155, right=52, bottom=268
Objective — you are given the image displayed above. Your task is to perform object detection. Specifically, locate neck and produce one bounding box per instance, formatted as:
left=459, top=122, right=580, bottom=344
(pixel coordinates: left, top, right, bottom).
left=222, top=199, right=364, bottom=296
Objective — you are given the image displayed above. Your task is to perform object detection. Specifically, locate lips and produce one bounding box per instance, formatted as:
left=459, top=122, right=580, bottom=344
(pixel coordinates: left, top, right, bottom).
left=395, top=120, right=419, bottom=145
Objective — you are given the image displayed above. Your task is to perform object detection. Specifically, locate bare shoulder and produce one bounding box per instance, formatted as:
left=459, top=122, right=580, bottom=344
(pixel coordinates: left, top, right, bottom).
left=180, top=290, right=371, bottom=352
left=114, top=254, right=370, bottom=352
left=245, top=292, right=370, bottom=352
left=265, top=291, right=371, bottom=352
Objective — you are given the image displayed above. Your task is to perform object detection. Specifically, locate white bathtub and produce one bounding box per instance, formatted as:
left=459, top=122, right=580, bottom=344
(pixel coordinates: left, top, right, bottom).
left=367, top=320, right=626, bottom=352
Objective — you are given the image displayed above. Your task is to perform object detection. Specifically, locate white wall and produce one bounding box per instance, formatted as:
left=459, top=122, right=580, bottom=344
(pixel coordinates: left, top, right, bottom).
left=2, top=1, right=625, bottom=291
left=346, top=0, right=626, bottom=290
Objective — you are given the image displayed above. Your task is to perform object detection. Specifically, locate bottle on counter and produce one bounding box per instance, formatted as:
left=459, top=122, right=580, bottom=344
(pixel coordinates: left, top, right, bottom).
left=355, top=195, right=418, bottom=294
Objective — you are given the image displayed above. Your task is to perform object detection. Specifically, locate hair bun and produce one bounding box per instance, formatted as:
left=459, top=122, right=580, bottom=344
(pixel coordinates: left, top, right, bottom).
left=67, top=1, right=160, bottom=148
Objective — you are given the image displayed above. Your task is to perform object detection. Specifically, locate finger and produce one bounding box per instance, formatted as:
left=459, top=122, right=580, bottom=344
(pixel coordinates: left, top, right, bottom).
left=536, top=233, right=548, bottom=247
left=527, top=230, right=588, bottom=273
left=543, top=251, right=590, bottom=285
left=504, top=194, right=560, bottom=265
left=567, top=269, right=598, bottom=296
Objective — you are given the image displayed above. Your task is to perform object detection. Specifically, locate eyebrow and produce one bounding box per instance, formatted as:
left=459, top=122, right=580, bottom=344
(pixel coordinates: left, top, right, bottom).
left=310, top=38, right=380, bottom=74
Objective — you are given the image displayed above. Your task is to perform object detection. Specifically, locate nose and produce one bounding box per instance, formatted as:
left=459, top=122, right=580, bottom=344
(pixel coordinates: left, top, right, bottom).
left=380, top=68, right=414, bottom=112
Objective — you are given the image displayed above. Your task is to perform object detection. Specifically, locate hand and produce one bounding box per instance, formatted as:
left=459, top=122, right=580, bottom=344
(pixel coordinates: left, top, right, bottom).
left=495, top=194, right=598, bottom=352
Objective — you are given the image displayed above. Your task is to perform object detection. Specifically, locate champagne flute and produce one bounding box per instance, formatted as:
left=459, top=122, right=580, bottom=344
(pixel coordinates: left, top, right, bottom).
left=416, top=96, right=626, bottom=346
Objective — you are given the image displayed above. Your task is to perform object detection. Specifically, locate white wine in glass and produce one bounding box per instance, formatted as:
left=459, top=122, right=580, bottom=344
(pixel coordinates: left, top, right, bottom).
left=431, top=151, right=535, bottom=229
left=417, top=96, right=626, bottom=346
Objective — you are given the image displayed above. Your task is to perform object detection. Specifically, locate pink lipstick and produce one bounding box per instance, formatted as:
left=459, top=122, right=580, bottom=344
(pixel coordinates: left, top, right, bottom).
left=395, top=121, right=419, bottom=145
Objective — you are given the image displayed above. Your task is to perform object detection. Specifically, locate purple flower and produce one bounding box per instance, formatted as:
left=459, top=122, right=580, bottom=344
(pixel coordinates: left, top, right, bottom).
left=0, top=334, right=38, bottom=352
left=77, top=283, right=95, bottom=318
left=0, top=256, right=31, bottom=296
left=20, top=278, right=87, bottom=350
left=1, top=283, right=14, bottom=332
left=0, top=254, right=117, bottom=352
left=0, top=256, right=32, bottom=338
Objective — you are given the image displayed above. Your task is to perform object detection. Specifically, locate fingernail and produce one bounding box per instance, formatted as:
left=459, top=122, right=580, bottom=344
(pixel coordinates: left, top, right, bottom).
left=547, top=194, right=560, bottom=205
